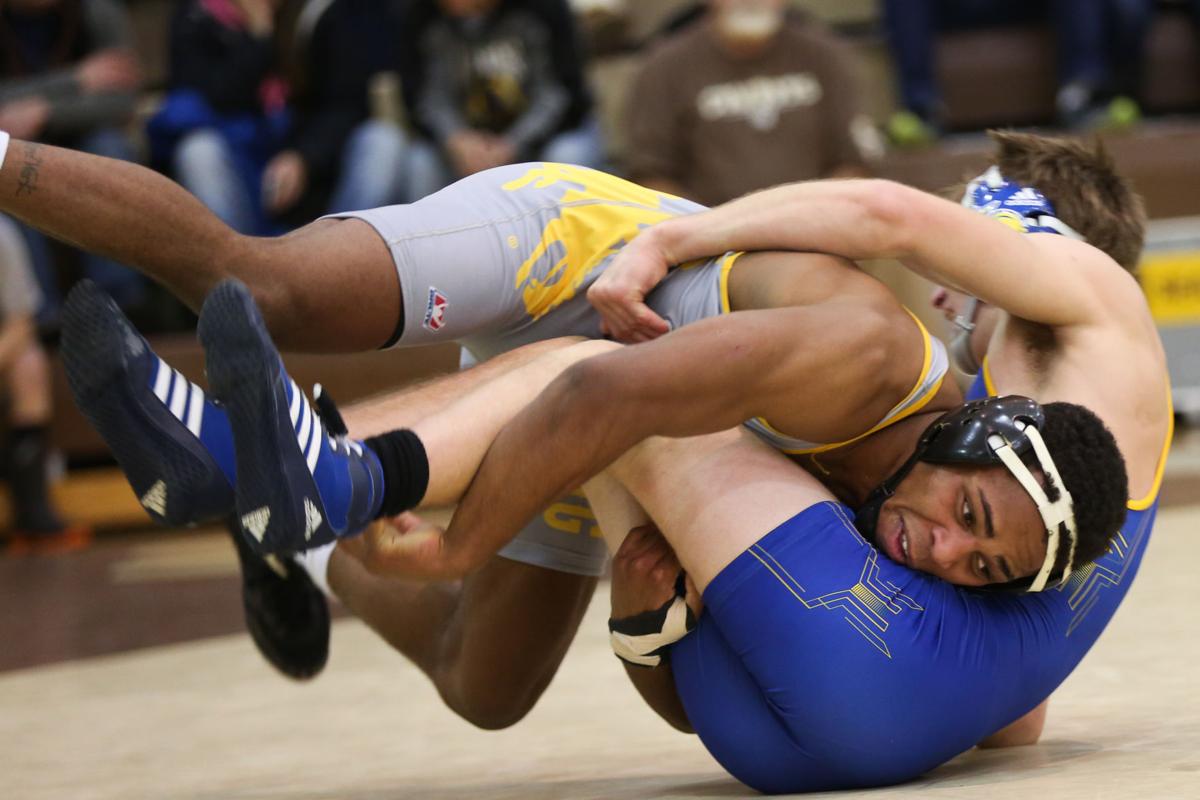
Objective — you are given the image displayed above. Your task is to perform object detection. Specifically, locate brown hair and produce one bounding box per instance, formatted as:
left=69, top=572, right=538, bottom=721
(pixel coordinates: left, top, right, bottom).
left=986, top=130, right=1146, bottom=272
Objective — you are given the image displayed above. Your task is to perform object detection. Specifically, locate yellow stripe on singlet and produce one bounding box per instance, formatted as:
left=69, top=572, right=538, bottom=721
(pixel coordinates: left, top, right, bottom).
left=979, top=357, right=1174, bottom=510
left=753, top=310, right=947, bottom=455
left=1128, top=386, right=1173, bottom=510
left=719, top=251, right=744, bottom=314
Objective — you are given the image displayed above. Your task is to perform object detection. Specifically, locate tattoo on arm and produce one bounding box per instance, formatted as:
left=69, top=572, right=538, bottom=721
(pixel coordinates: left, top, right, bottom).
left=15, top=142, right=45, bottom=198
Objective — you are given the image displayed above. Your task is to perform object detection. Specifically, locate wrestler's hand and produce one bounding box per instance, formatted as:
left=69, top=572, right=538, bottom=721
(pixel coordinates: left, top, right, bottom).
left=587, top=228, right=673, bottom=343
left=339, top=512, right=456, bottom=579
left=611, top=523, right=702, bottom=620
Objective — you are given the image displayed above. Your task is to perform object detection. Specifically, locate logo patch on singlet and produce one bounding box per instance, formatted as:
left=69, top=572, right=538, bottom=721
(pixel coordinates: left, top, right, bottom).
left=423, top=287, right=448, bottom=332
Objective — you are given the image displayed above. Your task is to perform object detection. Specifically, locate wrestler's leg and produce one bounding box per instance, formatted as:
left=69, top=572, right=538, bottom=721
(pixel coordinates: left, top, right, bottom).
left=327, top=553, right=595, bottom=729
left=399, top=338, right=620, bottom=507
left=313, top=340, right=604, bottom=728
left=603, top=430, right=833, bottom=591
left=0, top=140, right=401, bottom=351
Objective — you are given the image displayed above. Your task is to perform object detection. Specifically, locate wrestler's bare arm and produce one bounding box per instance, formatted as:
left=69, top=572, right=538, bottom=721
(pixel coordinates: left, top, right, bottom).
left=378, top=304, right=900, bottom=579
left=594, top=179, right=1144, bottom=339
left=0, top=139, right=400, bottom=350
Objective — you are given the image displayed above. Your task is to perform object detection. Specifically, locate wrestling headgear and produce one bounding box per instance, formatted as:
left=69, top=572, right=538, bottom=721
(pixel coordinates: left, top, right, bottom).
left=856, top=396, right=1079, bottom=592
left=947, top=167, right=1090, bottom=375
left=961, top=165, right=1085, bottom=239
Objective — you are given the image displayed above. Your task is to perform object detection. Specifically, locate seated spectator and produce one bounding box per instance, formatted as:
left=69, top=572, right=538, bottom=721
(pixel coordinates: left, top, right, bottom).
left=0, top=216, right=91, bottom=553
left=0, top=0, right=146, bottom=323
left=623, top=0, right=880, bottom=206
left=268, top=0, right=409, bottom=224
left=398, top=0, right=604, bottom=200
left=148, top=0, right=292, bottom=236
left=1101, top=0, right=1200, bottom=124
left=882, top=0, right=1116, bottom=143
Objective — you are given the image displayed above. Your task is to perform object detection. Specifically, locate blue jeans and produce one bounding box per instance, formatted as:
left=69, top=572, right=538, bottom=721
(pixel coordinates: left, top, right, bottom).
left=404, top=116, right=607, bottom=202
left=883, top=0, right=1108, bottom=119
left=177, top=120, right=410, bottom=227
left=327, top=120, right=409, bottom=213
left=173, top=128, right=271, bottom=236
left=25, top=128, right=147, bottom=323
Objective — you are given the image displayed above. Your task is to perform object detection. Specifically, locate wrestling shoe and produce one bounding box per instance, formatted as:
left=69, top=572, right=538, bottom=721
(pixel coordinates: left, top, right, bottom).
left=198, top=279, right=384, bottom=555
left=228, top=516, right=330, bottom=680
left=61, top=281, right=236, bottom=527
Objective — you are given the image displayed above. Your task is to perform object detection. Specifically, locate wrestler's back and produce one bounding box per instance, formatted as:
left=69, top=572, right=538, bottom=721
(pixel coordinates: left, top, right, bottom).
left=981, top=236, right=1170, bottom=500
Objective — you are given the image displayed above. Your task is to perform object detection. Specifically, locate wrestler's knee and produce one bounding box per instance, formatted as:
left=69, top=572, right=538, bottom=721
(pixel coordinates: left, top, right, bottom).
left=439, top=668, right=548, bottom=730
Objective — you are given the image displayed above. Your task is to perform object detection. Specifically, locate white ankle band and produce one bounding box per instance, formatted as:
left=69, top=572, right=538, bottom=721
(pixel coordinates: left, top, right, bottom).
left=0, top=131, right=10, bottom=171
left=293, top=542, right=337, bottom=600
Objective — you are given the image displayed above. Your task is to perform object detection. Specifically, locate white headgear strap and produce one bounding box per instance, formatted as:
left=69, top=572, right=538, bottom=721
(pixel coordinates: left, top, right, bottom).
left=986, top=423, right=1078, bottom=592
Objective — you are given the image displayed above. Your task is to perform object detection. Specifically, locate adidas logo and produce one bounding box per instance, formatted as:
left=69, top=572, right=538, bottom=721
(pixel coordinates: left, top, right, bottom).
left=1005, top=187, right=1044, bottom=207
left=241, top=506, right=271, bottom=543
left=141, top=480, right=168, bottom=516
left=304, top=497, right=323, bottom=540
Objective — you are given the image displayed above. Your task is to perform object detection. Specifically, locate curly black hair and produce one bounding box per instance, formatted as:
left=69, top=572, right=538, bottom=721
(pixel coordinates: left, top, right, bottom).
left=1026, top=401, right=1128, bottom=586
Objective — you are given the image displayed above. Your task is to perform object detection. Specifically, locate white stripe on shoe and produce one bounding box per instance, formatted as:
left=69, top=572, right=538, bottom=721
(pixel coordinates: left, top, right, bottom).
left=152, top=358, right=171, bottom=403
left=185, top=382, right=205, bottom=438
left=150, top=356, right=209, bottom=439
left=296, top=388, right=313, bottom=456
left=286, top=378, right=325, bottom=477
left=305, top=410, right=322, bottom=473
left=289, top=378, right=302, bottom=427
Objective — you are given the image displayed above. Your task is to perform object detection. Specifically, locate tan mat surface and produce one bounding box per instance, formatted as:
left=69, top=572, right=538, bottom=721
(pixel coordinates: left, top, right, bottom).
left=2, top=506, right=1198, bottom=799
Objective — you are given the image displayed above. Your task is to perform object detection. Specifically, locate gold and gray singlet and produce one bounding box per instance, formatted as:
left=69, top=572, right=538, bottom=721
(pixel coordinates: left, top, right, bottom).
left=327, top=163, right=947, bottom=572
left=329, top=162, right=949, bottom=452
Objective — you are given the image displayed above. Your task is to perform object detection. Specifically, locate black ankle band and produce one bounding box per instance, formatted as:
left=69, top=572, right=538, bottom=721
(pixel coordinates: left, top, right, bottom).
left=363, top=429, right=429, bottom=518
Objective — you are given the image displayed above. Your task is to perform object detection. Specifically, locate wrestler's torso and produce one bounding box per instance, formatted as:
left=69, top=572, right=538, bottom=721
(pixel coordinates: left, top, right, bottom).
left=722, top=251, right=962, bottom=499
left=983, top=305, right=1171, bottom=502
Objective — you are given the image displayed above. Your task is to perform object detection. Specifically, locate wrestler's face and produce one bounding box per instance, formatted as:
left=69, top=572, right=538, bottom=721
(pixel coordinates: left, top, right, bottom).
left=876, top=462, right=1046, bottom=586
left=929, top=286, right=999, bottom=374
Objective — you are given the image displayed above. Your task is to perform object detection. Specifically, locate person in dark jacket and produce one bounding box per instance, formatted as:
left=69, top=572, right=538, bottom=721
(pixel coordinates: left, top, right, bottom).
left=266, top=0, right=408, bottom=224
left=149, top=0, right=292, bottom=236
left=397, top=0, right=604, bottom=200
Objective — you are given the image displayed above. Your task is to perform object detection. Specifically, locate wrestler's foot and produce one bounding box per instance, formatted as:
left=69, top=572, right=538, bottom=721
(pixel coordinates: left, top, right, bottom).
left=61, top=281, right=236, bottom=527
left=228, top=517, right=329, bottom=680
left=198, top=279, right=384, bottom=554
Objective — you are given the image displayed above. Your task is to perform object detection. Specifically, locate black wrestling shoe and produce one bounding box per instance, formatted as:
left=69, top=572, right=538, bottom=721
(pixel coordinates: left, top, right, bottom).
left=229, top=517, right=330, bottom=680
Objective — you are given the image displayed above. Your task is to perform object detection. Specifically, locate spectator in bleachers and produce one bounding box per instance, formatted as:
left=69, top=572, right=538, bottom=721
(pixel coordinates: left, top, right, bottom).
left=259, top=0, right=408, bottom=224
left=1100, top=0, right=1200, bottom=124
left=149, top=0, right=294, bottom=236
left=623, top=0, right=880, bottom=206
left=883, top=0, right=1114, bottom=144
left=0, top=216, right=90, bottom=553
left=0, top=0, right=146, bottom=323
left=397, top=0, right=603, bottom=200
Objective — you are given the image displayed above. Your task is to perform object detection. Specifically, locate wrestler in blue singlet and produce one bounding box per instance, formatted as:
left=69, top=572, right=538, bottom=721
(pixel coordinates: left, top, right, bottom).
left=670, top=371, right=1169, bottom=792
left=668, top=177, right=1173, bottom=794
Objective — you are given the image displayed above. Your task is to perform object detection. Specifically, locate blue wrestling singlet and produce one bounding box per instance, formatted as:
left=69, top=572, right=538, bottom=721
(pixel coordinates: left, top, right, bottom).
left=669, top=371, right=1170, bottom=794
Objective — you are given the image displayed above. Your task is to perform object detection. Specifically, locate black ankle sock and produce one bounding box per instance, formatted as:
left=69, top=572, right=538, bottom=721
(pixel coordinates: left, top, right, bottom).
left=363, top=429, right=429, bottom=518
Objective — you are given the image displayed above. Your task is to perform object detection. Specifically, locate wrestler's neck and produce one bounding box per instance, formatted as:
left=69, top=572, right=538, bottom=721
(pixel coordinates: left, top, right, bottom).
left=797, top=411, right=943, bottom=508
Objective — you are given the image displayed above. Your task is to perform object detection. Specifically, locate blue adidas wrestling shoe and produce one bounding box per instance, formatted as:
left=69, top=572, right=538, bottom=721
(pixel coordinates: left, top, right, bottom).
left=61, top=281, right=236, bottom=527
left=197, top=279, right=384, bottom=555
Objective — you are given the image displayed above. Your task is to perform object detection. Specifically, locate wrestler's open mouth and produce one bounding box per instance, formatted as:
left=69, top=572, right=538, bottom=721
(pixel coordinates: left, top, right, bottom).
left=884, top=512, right=910, bottom=566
